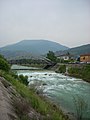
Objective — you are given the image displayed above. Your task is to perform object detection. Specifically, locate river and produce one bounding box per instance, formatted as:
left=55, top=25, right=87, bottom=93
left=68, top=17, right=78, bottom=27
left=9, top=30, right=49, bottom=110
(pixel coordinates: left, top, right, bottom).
left=12, top=65, right=90, bottom=119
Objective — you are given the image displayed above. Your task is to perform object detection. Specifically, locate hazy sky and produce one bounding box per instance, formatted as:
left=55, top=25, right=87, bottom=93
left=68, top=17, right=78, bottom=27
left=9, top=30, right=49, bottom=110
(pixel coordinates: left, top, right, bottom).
left=0, top=0, right=90, bottom=48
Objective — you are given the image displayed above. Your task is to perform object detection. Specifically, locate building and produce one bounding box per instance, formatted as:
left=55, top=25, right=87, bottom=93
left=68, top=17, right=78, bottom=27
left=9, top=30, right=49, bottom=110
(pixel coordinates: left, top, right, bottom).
left=57, top=54, right=74, bottom=61
left=60, top=55, right=69, bottom=61
left=80, top=54, right=90, bottom=62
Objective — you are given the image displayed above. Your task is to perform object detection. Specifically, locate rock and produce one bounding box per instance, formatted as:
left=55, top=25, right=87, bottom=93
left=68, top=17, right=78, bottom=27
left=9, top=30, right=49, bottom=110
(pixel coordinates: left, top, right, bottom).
left=0, top=77, right=18, bottom=120
left=28, top=111, right=45, bottom=120
left=49, top=74, right=52, bottom=76
left=45, top=74, right=47, bottom=75
left=42, top=83, right=47, bottom=85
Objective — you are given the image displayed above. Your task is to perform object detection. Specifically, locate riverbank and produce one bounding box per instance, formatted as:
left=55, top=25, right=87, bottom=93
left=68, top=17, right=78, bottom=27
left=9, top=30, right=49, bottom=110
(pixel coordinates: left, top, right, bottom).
left=67, top=64, right=90, bottom=83
left=0, top=77, right=18, bottom=120
left=17, top=67, right=90, bottom=120
left=12, top=63, right=90, bottom=83
left=0, top=70, right=69, bottom=120
left=0, top=55, right=90, bottom=119
left=52, top=63, right=90, bottom=83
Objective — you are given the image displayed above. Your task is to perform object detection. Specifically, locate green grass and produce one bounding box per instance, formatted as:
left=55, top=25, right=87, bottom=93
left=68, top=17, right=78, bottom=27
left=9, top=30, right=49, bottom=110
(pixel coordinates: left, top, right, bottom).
left=58, top=65, right=66, bottom=73
left=68, top=64, right=90, bottom=82
left=0, top=70, right=69, bottom=120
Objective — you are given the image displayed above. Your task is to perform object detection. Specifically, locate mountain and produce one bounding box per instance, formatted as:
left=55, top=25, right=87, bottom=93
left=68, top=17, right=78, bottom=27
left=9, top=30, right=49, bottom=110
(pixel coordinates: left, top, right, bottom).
left=55, top=44, right=90, bottom=56
left=0, top=40, right=68, bottom=59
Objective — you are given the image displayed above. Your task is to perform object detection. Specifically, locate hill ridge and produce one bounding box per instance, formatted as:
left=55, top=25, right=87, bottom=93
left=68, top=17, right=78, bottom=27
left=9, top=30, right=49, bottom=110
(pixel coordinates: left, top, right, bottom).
left=55, top=44, right=90, bottom=56
left=0, top=39, right=68, bottom=59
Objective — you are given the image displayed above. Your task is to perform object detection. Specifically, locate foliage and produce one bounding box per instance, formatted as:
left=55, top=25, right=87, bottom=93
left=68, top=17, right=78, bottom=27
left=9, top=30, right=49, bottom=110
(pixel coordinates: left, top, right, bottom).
left=0, top=53, right=68, bottom=119
left=0, top=55, right=10, bottom=72
left=0, top=54, right=4, bottom=59
left=10, top=72, right=29, bottom=86
left=0, top=70, right=68, bottom=120
left=18, top=74, right=29, bottom=86
left=46, top=51, right=57, bottom=62
left=58, top=65, right=66, bottom=73
left=68, top=65, right=90, bottom=82
left=73, top=95, right=88, bottom=120
left=13, top=98, right=30, bottom=120
left=56, top=58, right=74, bottom=63
left=63, top=59, right=74, bottom=63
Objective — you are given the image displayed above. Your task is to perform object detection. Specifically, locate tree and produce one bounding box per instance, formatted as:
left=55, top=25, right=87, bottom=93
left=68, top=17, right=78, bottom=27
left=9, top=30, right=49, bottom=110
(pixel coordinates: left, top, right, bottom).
left=46, top=51, right=57, bottom=62
left=0, top=55, right=10, bottom=72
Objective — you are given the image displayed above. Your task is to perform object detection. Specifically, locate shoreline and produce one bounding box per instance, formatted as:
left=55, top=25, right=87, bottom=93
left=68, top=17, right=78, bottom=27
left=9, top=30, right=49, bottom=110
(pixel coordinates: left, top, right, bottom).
left=0, top=70, right=70, bottom=120
left=65, top=73, right=90, bottom=83
left=34, top=90, right=75, bottom=120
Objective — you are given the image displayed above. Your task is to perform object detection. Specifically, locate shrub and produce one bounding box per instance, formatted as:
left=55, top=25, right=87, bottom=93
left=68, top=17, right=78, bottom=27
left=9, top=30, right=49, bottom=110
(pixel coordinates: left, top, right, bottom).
left=0, top=70, right=68, bottom=120
left=0, top=57, right=10, bottom=72
left=68, top=65, right=90, bottom=82
left=13, top=98, right=30, bottom=120
left=73, top=95, right=88, bottom=120
left=19, top=74, right=29, bottom=86
left=58, top=65, right=66, bottom=73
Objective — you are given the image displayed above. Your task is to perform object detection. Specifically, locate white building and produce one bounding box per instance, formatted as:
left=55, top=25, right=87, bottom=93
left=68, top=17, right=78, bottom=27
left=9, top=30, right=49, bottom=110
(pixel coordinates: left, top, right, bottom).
left=57, top=54, right=73, bottom=61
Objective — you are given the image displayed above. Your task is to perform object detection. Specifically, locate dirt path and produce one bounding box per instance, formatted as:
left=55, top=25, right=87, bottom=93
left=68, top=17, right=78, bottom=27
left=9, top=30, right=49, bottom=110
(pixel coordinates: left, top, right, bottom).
left=0, top=77, right=17, bottom=120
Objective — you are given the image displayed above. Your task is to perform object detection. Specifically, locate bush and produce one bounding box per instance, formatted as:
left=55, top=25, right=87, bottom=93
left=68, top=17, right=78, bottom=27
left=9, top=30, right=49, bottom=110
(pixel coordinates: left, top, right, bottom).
left=68, top=65, right=90, bottom=82
left=58, top=65, right=66, bottom=73
left=13, top=98, right=30, bottom=120
left=0, top=57, right=10, bottom=72
left=19, top=74, right=29, bottom=86
left=0, top=70, right=68, bottom=120
left=73, top=95, right=88, bottom=120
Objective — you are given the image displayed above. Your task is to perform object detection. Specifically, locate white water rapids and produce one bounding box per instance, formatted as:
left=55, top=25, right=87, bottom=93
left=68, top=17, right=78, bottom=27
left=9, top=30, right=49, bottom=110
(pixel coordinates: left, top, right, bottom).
left=13, top=65, right=90, bottom=119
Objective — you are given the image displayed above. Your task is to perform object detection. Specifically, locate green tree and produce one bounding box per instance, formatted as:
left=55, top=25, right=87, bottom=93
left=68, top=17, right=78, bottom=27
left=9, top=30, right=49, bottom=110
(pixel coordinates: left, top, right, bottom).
left=0, top=55, right=10, bottom=72
left=46, top=51, right=57, bottom=62
left=0, top=54, right=4, bottom=59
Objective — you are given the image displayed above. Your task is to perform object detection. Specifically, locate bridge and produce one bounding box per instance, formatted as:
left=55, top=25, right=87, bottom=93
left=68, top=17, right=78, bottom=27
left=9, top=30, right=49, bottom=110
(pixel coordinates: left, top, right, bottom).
left=9, top=57, right=57, bottom=70
left=11, top=65, right=42, bottom=70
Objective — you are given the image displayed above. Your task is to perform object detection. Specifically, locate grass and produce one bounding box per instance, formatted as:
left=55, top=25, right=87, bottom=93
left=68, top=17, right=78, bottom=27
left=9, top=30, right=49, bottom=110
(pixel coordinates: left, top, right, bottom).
left=56, top=65, right=66, bottom=73
left=0, top=70, right=69, bottom=120
left=68, top=64, right=90, bottom=82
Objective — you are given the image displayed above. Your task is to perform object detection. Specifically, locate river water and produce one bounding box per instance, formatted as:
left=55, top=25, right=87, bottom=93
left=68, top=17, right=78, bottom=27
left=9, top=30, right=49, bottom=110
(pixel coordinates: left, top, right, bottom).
left=13, top=65, right=90, bottom=119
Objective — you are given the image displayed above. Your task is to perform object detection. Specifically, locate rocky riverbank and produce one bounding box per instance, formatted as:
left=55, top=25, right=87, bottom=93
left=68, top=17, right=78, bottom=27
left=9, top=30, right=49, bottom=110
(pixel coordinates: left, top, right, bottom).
left=0, top=77, right=18, bottom=120
left=0, top=70, right=69, bottom=120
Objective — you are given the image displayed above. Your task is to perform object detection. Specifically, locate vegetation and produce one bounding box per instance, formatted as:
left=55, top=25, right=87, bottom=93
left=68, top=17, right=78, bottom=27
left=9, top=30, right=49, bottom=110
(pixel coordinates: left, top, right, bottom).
left=73, top=95, right=88, bottom=120
left=46, top=51, right=57, bottom=62
left=0, top=54, right=10, bottom=71
left=13, top=97, right=30, bottom=120
left=68, top=65, right=90, bottom=82
left=56, top=65, right=66, bottom=73
left=0, top=54, right=69, bottom=120
left=18, top=74, right=29, bottom=86
left=0, top=70, right=68, bottom=120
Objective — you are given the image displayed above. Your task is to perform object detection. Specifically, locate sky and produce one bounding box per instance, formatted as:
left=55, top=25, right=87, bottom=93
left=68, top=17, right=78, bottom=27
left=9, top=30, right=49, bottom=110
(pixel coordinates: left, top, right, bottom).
left=0, top=0, right=90, bottom=48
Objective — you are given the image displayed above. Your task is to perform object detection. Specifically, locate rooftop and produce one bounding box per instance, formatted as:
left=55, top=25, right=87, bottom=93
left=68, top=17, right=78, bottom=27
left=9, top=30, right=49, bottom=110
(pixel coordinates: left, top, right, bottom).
left=80, top=54, right=90, bottom=56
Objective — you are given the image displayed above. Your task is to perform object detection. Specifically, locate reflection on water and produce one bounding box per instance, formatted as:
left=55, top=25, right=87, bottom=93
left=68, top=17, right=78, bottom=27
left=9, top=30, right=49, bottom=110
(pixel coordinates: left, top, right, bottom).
left=17, top=69, right=90, bottom=119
